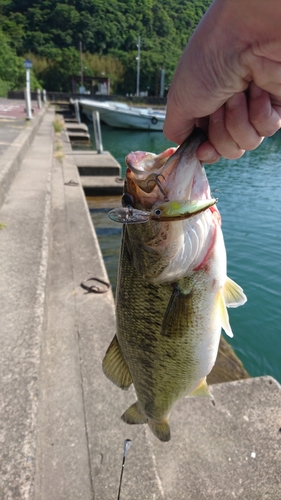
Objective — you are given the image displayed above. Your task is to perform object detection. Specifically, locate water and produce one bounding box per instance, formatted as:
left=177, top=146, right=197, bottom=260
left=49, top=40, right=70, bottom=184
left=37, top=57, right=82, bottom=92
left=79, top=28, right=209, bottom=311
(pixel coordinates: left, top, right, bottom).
left=87, top=122, right=281, bottom=384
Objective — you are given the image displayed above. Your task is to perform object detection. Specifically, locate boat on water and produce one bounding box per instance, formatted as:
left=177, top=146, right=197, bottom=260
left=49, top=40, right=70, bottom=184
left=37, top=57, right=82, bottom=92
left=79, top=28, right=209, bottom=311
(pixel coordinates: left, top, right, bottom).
left=78, top=98, right=166, bottom=131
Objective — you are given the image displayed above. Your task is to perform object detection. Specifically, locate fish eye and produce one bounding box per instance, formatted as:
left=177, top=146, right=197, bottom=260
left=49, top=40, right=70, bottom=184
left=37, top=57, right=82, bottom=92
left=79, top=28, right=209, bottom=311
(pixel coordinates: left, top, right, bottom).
left=122, top=193, right=134, bottom=207
left=154, top=208, right=162, bottom=216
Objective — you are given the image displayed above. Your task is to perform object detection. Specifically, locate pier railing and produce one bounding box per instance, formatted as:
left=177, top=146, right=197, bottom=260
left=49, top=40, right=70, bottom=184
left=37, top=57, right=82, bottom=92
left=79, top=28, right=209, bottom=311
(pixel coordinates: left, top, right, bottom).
left=7, top=90, right=167, bottom=106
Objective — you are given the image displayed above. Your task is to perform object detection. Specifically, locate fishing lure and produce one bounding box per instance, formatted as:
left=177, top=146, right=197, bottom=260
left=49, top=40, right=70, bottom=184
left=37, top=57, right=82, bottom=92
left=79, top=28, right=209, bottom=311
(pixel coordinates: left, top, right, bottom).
left=108, top=198, right=217, bottom=224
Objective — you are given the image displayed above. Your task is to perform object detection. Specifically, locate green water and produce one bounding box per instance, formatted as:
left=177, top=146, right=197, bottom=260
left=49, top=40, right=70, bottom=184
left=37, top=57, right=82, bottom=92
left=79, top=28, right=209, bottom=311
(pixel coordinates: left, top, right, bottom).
left=87, top=122, right=281, bottom=384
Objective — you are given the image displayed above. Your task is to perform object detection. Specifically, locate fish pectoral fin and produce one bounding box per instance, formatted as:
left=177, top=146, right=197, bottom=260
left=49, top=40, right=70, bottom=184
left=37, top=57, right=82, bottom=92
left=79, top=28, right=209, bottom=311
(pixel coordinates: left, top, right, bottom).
left=161, top=284, right=191, bottom=338
left=217, top=290, right=233, bottom=338
left=189, top=378, right=214, bottom=399
left=121, top=402, right=148, bottom=425
left=102, top=335, right=133, bottom=389
left=223, top=277, right=247, bottom=308
left=148, top=419, right=171, bottom=442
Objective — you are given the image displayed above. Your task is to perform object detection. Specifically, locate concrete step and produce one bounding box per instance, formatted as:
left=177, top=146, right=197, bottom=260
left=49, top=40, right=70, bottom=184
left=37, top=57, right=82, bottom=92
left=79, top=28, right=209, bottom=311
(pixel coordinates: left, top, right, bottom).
left=66, top=149, right=122, bottom=178
left=69, top=150, right=121, bottom=167
left=67, top=131, right=90, bottom=141
left=56, top=110, right=75, bottom=119
left=78, top=165, right=121, bottom=176
left=63, top=117, right=78, bottom=123
left=81, top=175, right=124, bottom=195
left=65, top=123, right=89, bottom=133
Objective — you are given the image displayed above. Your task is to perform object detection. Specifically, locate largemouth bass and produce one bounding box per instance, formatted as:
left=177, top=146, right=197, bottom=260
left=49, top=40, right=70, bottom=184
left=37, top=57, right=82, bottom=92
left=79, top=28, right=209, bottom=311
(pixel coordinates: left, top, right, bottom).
left=103, top=128, right=246, bottom=442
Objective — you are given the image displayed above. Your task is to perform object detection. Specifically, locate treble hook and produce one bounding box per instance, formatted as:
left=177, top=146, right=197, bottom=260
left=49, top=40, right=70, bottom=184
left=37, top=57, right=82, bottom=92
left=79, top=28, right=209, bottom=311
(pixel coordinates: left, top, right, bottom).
left=146, top=173, right=169, bottom=202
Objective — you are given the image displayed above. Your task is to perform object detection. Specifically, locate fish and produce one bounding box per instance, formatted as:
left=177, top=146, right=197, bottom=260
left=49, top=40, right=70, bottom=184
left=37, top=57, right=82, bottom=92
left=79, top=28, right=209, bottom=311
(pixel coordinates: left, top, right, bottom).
left=102, top=128, right=247, bottom=442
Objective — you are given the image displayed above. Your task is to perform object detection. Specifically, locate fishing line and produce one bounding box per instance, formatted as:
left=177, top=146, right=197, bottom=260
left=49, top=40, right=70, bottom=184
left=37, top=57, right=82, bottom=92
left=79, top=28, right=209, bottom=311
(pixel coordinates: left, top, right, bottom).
left=117, top=438, right=132, bottom=500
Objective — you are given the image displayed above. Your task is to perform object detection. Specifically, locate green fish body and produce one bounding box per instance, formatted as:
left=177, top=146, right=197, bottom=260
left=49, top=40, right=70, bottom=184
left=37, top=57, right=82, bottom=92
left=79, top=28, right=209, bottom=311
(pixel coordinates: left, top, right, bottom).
left=103, top=129, right=246, bottom=441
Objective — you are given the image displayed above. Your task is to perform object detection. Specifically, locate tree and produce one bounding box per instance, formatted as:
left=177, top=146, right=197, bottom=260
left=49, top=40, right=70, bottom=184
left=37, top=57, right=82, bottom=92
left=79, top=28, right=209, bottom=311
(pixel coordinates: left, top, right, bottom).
left=0, top=0, right=212, bottom=94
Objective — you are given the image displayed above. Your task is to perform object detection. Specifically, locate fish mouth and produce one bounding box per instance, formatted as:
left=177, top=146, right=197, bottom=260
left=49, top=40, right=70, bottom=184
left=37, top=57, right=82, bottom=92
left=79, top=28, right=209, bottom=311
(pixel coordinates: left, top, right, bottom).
left=125, top=128, right=208, bottom=210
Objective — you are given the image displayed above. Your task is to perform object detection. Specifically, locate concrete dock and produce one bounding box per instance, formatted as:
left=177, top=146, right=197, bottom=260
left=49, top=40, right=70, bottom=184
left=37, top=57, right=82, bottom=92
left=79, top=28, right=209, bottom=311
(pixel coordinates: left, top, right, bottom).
left=0, top=100, right=280, bottom=499
left=65, top=149, right=124, bottom=196
left=58, top=105, right=124, bottom=196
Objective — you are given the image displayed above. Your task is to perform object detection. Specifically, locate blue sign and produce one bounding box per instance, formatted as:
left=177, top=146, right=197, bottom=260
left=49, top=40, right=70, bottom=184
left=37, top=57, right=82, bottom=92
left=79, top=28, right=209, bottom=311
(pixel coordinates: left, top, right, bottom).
left=24, top=59, right=33, bottom=69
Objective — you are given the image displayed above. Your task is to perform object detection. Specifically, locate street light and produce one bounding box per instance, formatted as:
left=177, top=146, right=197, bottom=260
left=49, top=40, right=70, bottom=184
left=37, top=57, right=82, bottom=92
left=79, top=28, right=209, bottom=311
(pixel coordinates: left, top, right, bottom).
left=160, top=68, right=165, bottom=98
left=23, top=59, right=33, bottom=120
left=136, top=36, right=141, bottom=96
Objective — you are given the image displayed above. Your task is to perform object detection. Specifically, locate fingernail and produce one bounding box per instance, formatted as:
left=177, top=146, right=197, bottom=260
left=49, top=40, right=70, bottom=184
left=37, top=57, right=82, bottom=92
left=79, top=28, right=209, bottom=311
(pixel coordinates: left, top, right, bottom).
left=198, top=150, right=219, bottom=163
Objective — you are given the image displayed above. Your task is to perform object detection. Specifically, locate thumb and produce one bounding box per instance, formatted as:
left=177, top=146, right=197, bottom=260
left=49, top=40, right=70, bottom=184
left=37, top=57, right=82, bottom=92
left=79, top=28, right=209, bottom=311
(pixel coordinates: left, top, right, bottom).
left=163, top=95, right=196, bottom=144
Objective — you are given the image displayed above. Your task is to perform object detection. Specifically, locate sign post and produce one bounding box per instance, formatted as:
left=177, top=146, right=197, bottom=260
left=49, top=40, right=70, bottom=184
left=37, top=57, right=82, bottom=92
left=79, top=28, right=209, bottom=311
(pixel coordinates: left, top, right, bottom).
left=24, top=59, right=33, bottom=120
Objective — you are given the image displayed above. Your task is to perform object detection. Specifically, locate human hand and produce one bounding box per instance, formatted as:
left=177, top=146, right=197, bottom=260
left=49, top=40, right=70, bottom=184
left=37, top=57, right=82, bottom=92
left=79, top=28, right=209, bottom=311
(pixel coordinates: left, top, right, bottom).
left=163, top=0, right=281, bottom=163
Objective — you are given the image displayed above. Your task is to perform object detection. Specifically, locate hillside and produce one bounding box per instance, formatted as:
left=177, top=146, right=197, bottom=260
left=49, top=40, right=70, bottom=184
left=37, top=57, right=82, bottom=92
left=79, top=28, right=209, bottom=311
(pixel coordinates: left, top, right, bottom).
left=0, top=0, right=211, bottom=95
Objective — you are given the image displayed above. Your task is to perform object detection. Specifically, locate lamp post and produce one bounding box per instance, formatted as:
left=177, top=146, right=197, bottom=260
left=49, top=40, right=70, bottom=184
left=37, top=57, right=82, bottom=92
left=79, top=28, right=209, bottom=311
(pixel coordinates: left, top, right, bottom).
left=79, top=41, right=86, bottom=94
left=160, top=68, right=165, bottom=98
left=136, top=36, right=141, bottom=96
left=24, top=59, right=33, bottom=120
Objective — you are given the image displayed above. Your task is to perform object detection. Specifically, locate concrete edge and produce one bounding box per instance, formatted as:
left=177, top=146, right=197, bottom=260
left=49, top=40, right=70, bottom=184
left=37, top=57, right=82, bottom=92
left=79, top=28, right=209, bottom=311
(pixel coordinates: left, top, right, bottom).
left=20, top=109, right=55, bottom=500
left=0, top=104, right=49, bottom=209
left=211, top=373, right=281, bottom=391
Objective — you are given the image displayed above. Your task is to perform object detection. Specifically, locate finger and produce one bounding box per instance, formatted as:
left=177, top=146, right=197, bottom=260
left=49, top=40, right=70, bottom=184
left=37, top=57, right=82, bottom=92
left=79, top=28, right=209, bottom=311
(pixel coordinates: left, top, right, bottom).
left=249, top=82, right=281, bottom=136
left=208, top=105, right=245, bottom=159
left=196, top=141, right=221, bottom=164
left=195, top=117, right=221, bottom=164
left=163, top=89, right=196, bottom=144
left=247, top=55, right=281, bottom=97
left=225, top=92, right=263, bottom=150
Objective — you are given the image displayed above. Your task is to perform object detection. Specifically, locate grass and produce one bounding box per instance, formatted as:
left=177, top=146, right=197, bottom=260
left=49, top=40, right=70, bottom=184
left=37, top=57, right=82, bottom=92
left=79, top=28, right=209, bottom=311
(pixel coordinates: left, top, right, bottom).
left=53, top=115, right=64, bottom=133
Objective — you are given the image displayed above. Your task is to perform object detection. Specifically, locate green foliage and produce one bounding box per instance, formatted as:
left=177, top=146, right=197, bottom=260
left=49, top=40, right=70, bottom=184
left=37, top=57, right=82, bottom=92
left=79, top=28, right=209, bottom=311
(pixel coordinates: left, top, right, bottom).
left=0, top=0, right=212, bottom=95
left=83, top=53, right=125, bottom=94
left=0, top=28, right=25, bottom=95
left=0, top=27, right=42, bottom=96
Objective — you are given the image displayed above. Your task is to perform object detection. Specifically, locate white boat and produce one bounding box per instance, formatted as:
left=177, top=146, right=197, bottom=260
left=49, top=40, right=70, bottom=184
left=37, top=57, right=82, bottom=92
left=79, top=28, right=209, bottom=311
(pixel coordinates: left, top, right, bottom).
left=79, top=99, right=165, bottom=131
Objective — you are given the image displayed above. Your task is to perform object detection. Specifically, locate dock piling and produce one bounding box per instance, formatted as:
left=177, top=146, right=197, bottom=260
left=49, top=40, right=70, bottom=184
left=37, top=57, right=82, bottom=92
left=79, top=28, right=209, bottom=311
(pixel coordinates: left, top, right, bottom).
left=37, top=88, right=42, bottom=109
left=74, top=99, right=81, bottom=124
left=92, top=111, right=103, bottom=154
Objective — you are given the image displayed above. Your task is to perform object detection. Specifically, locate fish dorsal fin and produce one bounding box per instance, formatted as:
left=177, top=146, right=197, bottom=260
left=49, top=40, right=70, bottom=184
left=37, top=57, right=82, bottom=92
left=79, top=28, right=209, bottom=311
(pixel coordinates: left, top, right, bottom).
left=217, top=290, right=234, bottom=338
left=161, top=283, right=191, bottom=338
left=189, top=378, right=213, bottom=399
left=102, top=335, right=133, bottom=389
left=223, top=277, right=247, bottom=308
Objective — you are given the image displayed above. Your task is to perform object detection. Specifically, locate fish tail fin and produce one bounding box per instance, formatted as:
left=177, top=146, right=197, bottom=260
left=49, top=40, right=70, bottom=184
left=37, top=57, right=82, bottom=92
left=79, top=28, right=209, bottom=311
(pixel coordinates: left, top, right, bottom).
left=121, top=401, right=148, bottom=425
left=148, top=419, right=171, bottom=442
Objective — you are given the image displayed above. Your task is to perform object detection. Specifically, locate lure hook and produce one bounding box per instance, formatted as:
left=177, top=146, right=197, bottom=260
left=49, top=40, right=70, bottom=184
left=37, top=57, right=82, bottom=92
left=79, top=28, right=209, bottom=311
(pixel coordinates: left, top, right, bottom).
left=146, top=173, right=169, bottom=202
